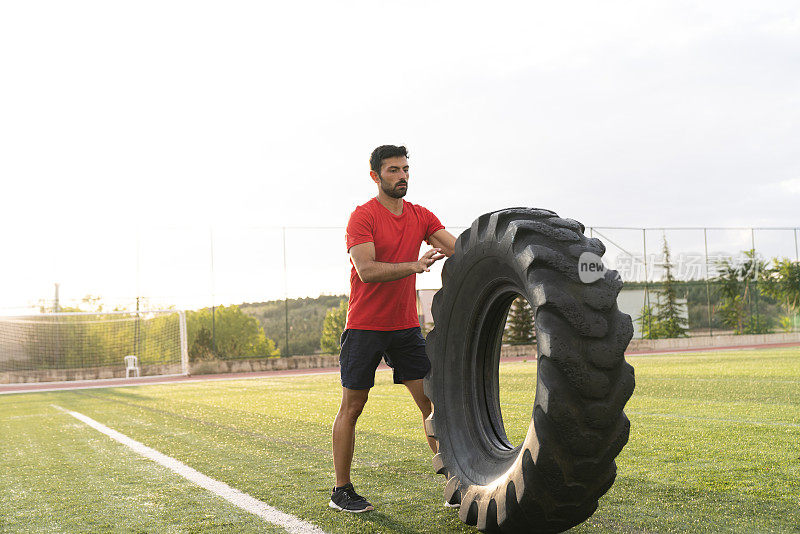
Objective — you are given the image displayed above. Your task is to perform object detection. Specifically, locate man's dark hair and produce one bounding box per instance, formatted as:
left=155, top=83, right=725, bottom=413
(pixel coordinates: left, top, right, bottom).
left=370, top=145, right=409, bottom=176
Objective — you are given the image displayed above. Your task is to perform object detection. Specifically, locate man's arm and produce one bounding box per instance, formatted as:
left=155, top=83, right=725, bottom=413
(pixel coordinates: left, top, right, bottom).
left=350, top=242, right=445, bottom=283
left=428, top=229, right=457, bottom=257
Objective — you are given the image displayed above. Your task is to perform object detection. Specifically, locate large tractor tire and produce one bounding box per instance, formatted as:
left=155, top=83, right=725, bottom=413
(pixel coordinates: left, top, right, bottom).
left=424, top=208, right=635, bottom=533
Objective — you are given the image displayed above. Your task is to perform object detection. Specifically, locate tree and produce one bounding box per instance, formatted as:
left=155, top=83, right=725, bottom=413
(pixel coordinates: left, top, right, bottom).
left=653, top=236, right=688, bottom=338
left=185, top=305, right=279, bottom=360
left=717, top=294, right=748, bottom=334
left=189, top=326, right=215, bottom=361
left=761, top=258, right=800, bottom=332
left=778, top=315, right=795, bottom=333
left=240, top=295, right=348, bottom=355
left=505, top=296, right=535, bottom=344
left=320, top=299, right=348, bottom=353
left=81, top=295, right=104, bottom=312
left=714, top=254, right=748, bottom=334
left=637, top=303, right=659, bottom=339
left=713, top=249, right=772, bottom=334
left=634, top=237, right=688, bottom=339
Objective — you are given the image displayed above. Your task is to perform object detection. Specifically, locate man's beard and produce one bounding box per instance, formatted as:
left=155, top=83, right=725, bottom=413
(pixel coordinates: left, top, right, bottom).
left=379, top=177, right=407, bottom=199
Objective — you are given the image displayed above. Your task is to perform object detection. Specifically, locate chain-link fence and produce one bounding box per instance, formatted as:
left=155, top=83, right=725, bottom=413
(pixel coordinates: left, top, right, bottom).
left=1, top=225, right=798, bottom=358
left=591, top=227, right=800, bottom=339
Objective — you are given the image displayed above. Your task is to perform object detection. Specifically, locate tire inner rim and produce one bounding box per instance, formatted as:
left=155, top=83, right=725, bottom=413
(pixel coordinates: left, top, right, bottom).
left=464, top=279, right=533, bottom=482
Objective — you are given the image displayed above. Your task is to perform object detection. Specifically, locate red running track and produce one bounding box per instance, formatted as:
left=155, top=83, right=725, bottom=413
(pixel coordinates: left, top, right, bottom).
left=2, top=341, right=799, bottom=395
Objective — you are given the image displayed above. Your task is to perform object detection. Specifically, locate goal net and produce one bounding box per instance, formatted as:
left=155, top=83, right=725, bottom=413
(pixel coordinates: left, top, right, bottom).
left=0, top=310, right=188, bottom=384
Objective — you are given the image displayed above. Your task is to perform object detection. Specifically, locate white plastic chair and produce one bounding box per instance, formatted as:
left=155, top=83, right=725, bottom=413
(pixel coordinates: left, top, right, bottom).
left=125, top=355, right=140, bottom=378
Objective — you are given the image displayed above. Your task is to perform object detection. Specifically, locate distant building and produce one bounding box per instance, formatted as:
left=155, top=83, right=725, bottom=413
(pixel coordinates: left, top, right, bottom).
left=617, top=288, right=688, bottom=339
left=416, top=289, right=437, bottom=329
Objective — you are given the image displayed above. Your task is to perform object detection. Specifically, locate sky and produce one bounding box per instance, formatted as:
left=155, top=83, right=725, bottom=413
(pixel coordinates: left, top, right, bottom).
left=1, top=1, right=798, bottom=311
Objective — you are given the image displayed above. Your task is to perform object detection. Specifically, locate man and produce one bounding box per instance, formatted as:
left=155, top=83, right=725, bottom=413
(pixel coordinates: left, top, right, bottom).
left=329, top=145, right=457, bottom=513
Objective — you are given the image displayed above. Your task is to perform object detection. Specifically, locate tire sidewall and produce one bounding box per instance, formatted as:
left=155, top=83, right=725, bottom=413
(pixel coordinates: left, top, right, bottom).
left=430, top=237, right=535, bottom=487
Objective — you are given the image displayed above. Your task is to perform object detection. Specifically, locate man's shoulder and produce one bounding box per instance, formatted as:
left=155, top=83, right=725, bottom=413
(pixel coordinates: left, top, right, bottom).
left=348, top=198, right=377, bottom=221
left=351, top=198, right=378, bottom=214
left=403, top=200, right=436, bottom=218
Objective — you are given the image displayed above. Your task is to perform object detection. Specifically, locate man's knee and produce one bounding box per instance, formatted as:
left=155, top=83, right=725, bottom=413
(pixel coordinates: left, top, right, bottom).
left=344, top=401, right=367, bottom=421
left=418, top=395, right=432, bottom=418
left=403, top=379, right=431, bottom=411
left=340, top=390, right=369, bottom=422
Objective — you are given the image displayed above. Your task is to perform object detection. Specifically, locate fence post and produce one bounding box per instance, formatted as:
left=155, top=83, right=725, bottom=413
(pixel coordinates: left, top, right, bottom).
left=135, top=229, right=141, bottom=310
left=751, top=228, right=760, bottom=332
left=179, top=311, right=189, bottom=375
left=795, top=227, right=799, bottom=262
left=282, top=226, right=290, bottom=356
left=642, top=228, right=650, bottom=339
left=210, top=227, right=215, bottom=355
left=704, top=228, right=713, bottom=337
left=792, top=228, right=800, bottom=331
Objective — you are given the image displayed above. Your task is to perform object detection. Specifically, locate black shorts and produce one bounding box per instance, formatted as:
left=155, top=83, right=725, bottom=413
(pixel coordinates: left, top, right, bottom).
left=338, top=327, right=431, bottom=390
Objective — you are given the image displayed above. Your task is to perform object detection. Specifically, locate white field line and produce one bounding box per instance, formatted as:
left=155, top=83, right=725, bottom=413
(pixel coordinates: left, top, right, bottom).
left=51, top=405, right=325, bottom=534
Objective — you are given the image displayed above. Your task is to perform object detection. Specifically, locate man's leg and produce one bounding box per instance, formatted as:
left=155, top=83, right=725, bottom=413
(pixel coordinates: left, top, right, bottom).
left=332, top=386, right=370, bottom=487
left=403, top=378, right=437, bottom=453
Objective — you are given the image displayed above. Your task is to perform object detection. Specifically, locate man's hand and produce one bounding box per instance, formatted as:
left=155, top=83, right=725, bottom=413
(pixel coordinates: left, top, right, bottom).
left=350, top=242, right=447, bottom=283
left=414, top=248, right=446, bottom=273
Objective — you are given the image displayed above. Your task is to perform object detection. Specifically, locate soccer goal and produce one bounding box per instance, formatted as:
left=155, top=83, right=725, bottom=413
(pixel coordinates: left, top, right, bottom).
left=0, top=310, right=188, bottom=384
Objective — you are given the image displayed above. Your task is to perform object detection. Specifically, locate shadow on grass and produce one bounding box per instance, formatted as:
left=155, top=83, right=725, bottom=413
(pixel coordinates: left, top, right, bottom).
left=349, top=510, right=425, bottom=533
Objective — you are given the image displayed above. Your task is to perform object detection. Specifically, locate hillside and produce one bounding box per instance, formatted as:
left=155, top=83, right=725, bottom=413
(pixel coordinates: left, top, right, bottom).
left=240, top=295, right=348, bottom=355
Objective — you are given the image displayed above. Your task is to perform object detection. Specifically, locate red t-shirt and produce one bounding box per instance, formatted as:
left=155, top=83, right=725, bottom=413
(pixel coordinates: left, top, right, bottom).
left=345, top=198, right=445, bottom=331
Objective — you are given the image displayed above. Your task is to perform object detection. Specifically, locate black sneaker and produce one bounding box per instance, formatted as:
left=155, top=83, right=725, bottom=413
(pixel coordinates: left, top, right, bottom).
left=329, top=482, right=374, bottom=513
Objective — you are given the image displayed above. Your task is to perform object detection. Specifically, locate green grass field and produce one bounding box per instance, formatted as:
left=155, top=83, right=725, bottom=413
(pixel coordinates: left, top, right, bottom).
left=1, top=347, right=798, bottom=533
